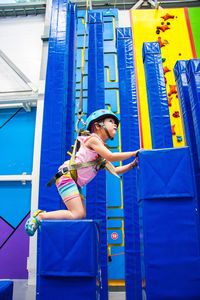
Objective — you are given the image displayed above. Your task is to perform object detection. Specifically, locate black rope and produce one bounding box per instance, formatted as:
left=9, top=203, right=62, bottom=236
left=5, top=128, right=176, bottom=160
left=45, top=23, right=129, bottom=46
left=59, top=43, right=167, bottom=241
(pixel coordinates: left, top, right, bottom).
left=0, top=107, right=23, bottom=129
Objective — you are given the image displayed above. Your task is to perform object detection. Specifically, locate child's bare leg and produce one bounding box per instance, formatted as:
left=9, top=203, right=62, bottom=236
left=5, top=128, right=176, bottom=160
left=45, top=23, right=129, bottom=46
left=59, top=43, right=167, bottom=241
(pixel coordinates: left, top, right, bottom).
left=38, top=195, right=86, bottom=221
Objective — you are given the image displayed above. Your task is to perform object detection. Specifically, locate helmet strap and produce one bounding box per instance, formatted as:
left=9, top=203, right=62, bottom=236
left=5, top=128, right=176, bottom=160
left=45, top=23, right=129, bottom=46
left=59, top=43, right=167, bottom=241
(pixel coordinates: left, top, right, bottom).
left=98, top=121, right=113, bottom=140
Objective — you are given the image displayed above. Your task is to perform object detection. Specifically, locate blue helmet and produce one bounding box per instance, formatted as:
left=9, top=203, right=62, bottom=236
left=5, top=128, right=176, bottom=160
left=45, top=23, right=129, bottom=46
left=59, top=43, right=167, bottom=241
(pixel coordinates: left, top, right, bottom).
left=85, top=109, right=119, bottom=131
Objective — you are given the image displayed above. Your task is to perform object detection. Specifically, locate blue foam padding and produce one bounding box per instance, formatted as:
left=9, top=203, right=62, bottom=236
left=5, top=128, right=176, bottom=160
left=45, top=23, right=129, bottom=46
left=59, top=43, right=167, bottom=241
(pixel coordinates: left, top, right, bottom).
left=106, top=173, right=121, bottom=207
left=138, top=147, right=195, bottom=200
left=186, top=59, right=200, bottom=169
left=107, top=219, right=122, bottom=228
left=137, top=148, right=200, bottom=300
left=87, top=11, right=108, bottom=299
left=142, top=42, right=173, bottom=149
left=0, top=281, right=13, bottom=300
left=174, top=61, right=198, bottom=168
left=116, top=27, right=142, bottom=300
left=37, top=220, right=100, bottom=300
left=174, top=60, right=200, bottom=224
left=38, top=0, right=76, bottom=211
left=107, top=208, right=124, bottom=218
left=37, top=277, right=97, bottom=300
left=38, top=220, right=100, bottom=277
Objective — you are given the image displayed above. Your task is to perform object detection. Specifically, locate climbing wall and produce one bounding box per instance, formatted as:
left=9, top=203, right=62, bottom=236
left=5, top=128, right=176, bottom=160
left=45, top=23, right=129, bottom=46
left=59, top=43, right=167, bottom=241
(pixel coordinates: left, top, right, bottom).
left=131, top=8, right=197, bottom=149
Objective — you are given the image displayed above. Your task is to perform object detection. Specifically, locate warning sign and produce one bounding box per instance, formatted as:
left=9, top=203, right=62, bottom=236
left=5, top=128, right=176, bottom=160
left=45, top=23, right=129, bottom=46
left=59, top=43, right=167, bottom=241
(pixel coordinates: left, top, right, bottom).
left=111, top=232, right=118, bottom=240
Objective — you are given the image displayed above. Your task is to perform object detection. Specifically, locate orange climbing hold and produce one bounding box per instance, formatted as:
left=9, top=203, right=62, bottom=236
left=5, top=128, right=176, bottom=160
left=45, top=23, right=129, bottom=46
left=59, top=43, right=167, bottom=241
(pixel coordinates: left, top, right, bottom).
left=168, top=97, right=173, bottom=107
left=163, top=66, right=171, bottom=75
left=156, top=25, right=170, bottom=32
left=171, top=125, right=176, bottom=135
left=157, top=37, right=169, bottom=48
left=161, top=13, right=175, bottom=21
left=168, top=85, right=177, bottom=96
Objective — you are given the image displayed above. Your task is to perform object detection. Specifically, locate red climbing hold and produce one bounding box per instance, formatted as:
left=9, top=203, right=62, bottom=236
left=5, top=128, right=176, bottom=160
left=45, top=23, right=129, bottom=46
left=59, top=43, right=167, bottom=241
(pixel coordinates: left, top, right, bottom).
left=161, top=13, right=175, bottom=21
left=172, top=111, right=180, bottom=118
left=156, top=24, right=170, bottom=32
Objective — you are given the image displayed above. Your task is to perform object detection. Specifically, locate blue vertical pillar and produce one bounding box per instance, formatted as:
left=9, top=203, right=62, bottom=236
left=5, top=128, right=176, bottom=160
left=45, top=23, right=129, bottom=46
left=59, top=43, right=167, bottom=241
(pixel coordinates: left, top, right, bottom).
left=142, top=42, right=173, bottom=149
left=137, top=147, right=200, bottom=300
left=37, top=220, right=100, bottom=300
left=39, top=0, right=76, bottom=211
left=87, top=12, right=108, bottom=300
left=186, top=59, right=200, bottom=169
left=174, top=60, right=200, bottom=221
left=116, top=27, right=142, bottom=300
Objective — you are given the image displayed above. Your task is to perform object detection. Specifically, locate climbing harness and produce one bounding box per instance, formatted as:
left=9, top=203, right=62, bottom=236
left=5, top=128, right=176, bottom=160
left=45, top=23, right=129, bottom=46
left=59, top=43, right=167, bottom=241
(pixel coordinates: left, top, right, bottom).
left=47, top=131, right=120, bottom=187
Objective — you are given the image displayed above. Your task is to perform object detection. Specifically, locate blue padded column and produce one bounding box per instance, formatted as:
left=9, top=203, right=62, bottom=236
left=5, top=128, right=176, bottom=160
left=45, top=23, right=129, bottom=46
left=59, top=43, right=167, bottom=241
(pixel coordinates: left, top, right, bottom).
left=39, top=0, right=76, bottom=211
left=137, top=148, right=200, bottom=300
left=186, top=59, right=200, bottom=169
left=87, top=12, right=108, bottom=300
left=174, top=60, right=200, bottom=219
left=116, top=28, right=142, bottom=300
left=37, top=220, right=100, bottom=300
left=142, top=42, right=173, bottom=149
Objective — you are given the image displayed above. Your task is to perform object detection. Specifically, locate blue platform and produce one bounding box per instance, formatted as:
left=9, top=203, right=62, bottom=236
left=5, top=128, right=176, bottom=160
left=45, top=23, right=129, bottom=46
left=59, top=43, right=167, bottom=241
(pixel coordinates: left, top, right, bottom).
left=137, top=147, right=200, bottom=300
left=36, top=220, right=101, bottom=300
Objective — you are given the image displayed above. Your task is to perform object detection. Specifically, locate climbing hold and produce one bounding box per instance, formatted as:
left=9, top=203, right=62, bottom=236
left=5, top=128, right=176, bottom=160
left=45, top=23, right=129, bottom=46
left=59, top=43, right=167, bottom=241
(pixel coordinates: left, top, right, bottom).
left=156, top=24, right=170, bottom=32
left=168, top=97, right=172, bottom=107
left=163, top=66, right=171, bottom=74
left=176, top=135, right=182, bottom=142
left=168, top=85, right=177, bottom=96
left=161, top=13, right=175, bottom=21
left=156, top=29, right=160, bottom=34
left=164, top=77, right=167, bottom=84
left=162, top=58, right=166, bottom=63
left=158, top=37, right=169, bottom=48
left=172, top=111, right=180, bottom=118
left=171, top=125, right=176, bottom=135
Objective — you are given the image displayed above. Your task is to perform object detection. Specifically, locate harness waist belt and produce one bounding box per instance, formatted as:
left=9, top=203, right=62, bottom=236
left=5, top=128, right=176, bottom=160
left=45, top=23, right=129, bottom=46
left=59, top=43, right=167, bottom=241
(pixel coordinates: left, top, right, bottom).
left=47, top=167, right=69, bottom=187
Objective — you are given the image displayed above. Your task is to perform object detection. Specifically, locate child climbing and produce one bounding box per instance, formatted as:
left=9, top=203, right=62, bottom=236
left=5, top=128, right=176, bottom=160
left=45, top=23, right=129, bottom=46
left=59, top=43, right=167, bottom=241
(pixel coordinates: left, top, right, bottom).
left=25, top=109, right=141, bottom=236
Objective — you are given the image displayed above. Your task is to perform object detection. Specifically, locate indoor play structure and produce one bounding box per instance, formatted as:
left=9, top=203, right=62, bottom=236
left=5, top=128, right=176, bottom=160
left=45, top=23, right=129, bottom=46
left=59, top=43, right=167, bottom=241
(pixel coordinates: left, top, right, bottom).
left=1, top=0, right=200, bottom=299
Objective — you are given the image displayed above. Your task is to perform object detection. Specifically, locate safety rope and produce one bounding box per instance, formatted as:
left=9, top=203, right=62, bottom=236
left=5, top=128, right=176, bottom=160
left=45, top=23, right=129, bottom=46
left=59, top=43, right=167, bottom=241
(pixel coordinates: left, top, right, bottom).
left=76, top=0, right=90, bottom=133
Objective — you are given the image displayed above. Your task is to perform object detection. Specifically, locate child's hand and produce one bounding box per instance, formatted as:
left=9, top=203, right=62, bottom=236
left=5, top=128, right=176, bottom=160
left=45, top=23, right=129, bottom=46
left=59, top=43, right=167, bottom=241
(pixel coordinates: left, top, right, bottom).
left=134, top=148, right=143, bottom=157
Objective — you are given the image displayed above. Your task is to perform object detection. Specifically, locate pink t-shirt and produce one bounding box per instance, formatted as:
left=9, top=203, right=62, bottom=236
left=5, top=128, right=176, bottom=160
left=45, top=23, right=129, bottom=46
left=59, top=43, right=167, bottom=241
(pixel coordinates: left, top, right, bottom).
left=76, top=134, right=103, bottom=187
left=59, top=134, right=103, bottom=188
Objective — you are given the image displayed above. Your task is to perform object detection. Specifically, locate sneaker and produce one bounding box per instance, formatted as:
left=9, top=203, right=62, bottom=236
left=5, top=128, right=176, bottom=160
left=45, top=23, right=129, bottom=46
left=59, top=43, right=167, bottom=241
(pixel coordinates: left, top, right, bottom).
left=25, top=209, right=45, bottom=236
